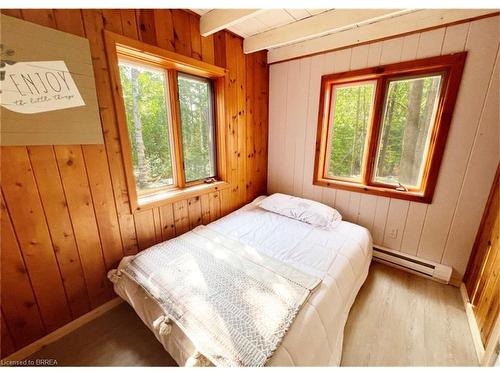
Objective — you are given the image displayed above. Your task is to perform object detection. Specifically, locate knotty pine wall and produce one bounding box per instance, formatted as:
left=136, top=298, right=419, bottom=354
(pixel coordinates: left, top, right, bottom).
left=268, top=15, right=499, bottom=282
left=0, top=9, right=268, bottom=358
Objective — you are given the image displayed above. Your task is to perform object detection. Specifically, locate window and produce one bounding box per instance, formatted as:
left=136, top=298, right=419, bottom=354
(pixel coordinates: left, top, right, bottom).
left=105, top=31, right=228, bottom=211
left=177, top=73, right=216, bottom=183
left=118, top=60, right=175, bottom=195
left=314, top=53, right=467, bottom=203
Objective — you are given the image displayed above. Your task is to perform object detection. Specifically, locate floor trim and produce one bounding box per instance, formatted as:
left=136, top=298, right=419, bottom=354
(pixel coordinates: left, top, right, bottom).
left=3, top=297, right=123, bottom=363
left=459, top=283, right=485, bottom=363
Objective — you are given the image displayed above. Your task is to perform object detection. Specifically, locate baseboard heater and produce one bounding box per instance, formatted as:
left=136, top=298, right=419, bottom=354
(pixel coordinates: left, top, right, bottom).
left=373, top=245, right=452, bottom=284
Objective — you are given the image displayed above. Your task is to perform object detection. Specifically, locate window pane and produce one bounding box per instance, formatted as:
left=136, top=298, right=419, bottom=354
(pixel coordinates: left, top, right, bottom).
left=178, top=73, right=216, bottom=183
left=118, top=60, right=175, bottom=194
left=374, top=74, right=442, bottom=188
left=325, top=81, right=375, bottom=180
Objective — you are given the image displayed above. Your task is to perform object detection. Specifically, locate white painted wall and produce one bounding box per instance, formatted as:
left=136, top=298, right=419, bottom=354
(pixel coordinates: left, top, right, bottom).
left=267, top=16, right=500, bottom=279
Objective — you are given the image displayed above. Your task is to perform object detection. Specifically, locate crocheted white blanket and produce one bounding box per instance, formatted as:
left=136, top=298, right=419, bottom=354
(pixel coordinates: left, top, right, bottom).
left=122, top=225, right=321, bottom=367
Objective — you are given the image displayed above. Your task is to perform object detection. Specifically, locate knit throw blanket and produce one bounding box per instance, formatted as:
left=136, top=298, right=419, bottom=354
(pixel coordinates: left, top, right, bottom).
left=122, top=226, right=321, bottom=367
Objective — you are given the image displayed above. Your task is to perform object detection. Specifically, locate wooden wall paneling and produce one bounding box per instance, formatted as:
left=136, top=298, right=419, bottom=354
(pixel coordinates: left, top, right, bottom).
left=101, top=9, right=123, bottom=33
left=159, top=204, right=176, bottom=240
left=366, top=42, right=383, bottom=66
left=1, top=311, right=15, bottom=357
left=380, top=37, right=404, bottom=65
left=441, top=23, right=470, bottom=54
left=81, top=145, right=124, bottom=270
left=441, top=47, right=500, bottom=274
left=53, top=9, right=86, bottom=36
left=0, top=193, right=46, bottom=348
left=135, top=9, right=157, bottom=45
left=134, top=210, right=157, bottom=250
left=213, top=31, right=227, bottom=68
left=348, top=192, right=362, bottom=224
left=219, top=189, right=232, bottom=217
left=120, top=9, right=139, bottom=39
left=400, top=203, right=428, bottom=255
left=208, top=191, right=221, bottom=221
left=224, top=33, right=242, bottom=210
left=20, top=8, right=55, bottom=27
left=335, top=190, right=351, bottom=221
left=475, top=247, right=500, bottom=343
left=187, top=196, right=203, bottom=229
left=245, top=52, right=256, bottom=200
left=382, top=199, right=410, bottom=250
left=249, top=56, right=260, bottom=199
left=172, top=9, right=192, bottom=56
left=27, top=146, right=90, bottom=319
left=153, top=9, right=175, bottom=51
left=201, top=33, right=215, bottom=64
left=53, top=9, right=127, bottom=269
left=417, top=17, right=497, bottom=263
left=152, top=207, right=163, bottom=243
left=350, top=44, right=370, bottom=70
left=416, top=28, right=447, bottom=58
left=0, top=8, right=22, bottom=18
left=253, top=52, right=264, bottom=197
left=465, top=176, right=499, bottom=300
left=266, top=63, right=286, bottom=195
left=283, top=59, right=300, bottom=197
left=292, top=58, right=311, bottom=199
left=198, top=194, right=210, bottom=225
left=1, top=147, right=72, bottom=331
left=82, top=9, right=139, bottom=256
left=357, top=194, right=378, bottom=233
left=371, top=197, right=390, bottom=245
left=173, top=200, right=190, bottom=235
left=400, top=34, right=420, bottom=61
left=189, top=13, right=203, bottom=60
left=257, top=51, right=269, bottom=197
left=54, top=145, right=111, bottom=308
left=301, top=54, right=324, bottom=203
left=235, top=34, right=247, bottom=207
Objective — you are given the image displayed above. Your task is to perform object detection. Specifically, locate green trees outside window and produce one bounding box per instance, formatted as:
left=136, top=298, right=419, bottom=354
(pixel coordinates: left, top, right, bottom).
left=177, top=73, right=216, bottom=183
left=119, top=60, right=174, bottom=194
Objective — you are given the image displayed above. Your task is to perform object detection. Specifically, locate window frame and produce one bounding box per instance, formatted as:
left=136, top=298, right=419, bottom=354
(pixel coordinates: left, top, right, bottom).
left=104, top=31, right=229, bottom=212
left=314, top=52, right=467, bottom=203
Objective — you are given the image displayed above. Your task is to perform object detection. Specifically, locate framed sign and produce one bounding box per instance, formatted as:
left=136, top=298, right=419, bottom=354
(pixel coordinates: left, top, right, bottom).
left=0, top=14, right=103, bottom=145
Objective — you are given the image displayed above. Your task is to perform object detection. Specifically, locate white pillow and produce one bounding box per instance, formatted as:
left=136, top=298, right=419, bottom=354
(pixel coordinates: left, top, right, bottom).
left=258, top=193, right=342, bottom=229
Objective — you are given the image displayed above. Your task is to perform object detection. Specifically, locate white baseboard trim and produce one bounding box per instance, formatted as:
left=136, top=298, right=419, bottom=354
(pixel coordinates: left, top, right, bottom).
left=459, top=283, right=485, bottom=363
left=3, top=297, right=123, bottom=363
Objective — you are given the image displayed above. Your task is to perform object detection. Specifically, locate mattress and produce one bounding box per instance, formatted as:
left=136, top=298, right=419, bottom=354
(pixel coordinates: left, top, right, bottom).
left=110, top=196, right=372, bottom=366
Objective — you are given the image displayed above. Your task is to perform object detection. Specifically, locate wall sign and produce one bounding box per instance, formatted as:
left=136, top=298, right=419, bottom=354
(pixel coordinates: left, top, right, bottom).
left=0, top=14, right=103, bottom=145
left=1, top=61, right=85, bottom=113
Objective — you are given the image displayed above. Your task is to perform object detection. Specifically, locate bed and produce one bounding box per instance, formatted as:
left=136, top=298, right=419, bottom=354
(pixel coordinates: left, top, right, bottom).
left=108, top=195, right=372, bottom=366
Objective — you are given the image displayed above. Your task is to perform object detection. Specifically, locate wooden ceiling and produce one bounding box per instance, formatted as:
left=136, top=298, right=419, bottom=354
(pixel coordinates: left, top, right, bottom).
left=191, top=9, right=497, bottom=63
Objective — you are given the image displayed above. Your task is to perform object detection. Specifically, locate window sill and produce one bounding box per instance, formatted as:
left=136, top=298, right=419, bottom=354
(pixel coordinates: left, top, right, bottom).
left=135, top=180, right=229, bottom=211
left=314, top=178, right=432, bottom=203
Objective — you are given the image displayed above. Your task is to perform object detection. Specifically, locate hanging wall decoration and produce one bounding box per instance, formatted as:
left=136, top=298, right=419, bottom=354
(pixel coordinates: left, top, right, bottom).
left=0, top=14, right=103, bottom=145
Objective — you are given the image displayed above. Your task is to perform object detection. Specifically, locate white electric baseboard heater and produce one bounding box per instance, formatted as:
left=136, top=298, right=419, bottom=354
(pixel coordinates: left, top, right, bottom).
left=373, top=245, right=452, bottom=284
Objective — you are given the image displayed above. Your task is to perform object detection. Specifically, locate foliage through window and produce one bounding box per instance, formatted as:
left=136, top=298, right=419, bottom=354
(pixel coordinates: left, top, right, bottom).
left=178, top=73, right=216, bottom=183
left=118, top=60, right=218, bottom=197
left=119, top=61, right=175, bottom=194
left=314, top=53, right=467, bottom=203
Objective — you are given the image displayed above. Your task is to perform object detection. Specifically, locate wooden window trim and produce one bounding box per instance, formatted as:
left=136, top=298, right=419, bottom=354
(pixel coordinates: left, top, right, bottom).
left=314, top=52, right=467, bottom=203
left=104, top=31, right=229, bottom=212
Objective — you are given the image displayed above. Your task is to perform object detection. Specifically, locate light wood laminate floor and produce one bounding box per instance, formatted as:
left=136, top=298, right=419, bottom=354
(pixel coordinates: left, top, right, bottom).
left=27, top=262, right=477, bottom=366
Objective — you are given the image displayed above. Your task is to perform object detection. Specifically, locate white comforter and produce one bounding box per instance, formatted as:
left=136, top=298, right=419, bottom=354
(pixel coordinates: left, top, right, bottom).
left=111, top=196, right=372, bottom=366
